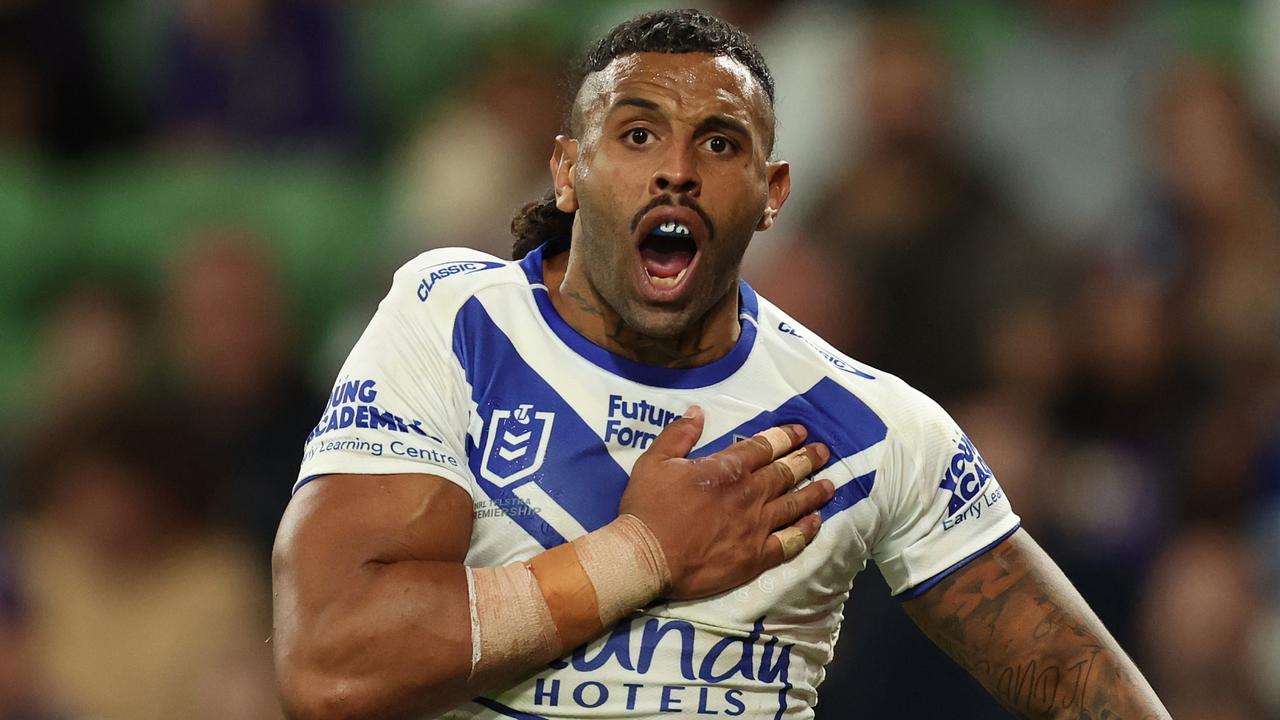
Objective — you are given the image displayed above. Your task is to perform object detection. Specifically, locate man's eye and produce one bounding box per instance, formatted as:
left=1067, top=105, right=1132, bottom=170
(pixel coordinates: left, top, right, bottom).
left=629, top=129, right=651, bottom=145
left=704, top=136, right=733, bottom=154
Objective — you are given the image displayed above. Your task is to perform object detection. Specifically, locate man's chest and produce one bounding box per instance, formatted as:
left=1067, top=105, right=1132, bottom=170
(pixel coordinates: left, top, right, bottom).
left=459, top=362, right=890, bottom=568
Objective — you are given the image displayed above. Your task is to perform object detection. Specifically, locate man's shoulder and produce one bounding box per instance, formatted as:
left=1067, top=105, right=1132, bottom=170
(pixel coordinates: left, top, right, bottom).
left=387, top=246, right=525, bottom=312
left=752, top=296, right=947, bottom=442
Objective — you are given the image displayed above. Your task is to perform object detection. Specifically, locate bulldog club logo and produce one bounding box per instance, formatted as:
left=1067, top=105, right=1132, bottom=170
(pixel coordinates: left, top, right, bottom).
left=481, top=403, right=556, bottom=488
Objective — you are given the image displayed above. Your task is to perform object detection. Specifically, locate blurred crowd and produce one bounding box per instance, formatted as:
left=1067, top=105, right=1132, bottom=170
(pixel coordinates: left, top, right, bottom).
left=0, top=0, right=1277, bottom=718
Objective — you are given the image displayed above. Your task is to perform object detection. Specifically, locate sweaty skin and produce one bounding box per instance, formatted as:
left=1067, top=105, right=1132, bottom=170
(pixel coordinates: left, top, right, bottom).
left=546, top=52, right=791, bottom=365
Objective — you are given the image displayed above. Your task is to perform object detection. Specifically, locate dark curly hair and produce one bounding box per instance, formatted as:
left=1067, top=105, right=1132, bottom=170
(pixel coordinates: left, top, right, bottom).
left=510, top=9, right=775, bottom=260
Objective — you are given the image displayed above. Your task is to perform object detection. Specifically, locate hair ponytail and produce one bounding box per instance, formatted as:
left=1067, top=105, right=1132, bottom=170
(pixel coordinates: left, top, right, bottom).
left=511, top=190, right=573, bottom=260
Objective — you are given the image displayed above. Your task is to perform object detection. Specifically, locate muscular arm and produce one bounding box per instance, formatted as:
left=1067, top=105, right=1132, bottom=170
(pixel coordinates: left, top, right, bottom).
left=903, top=529, right=1170, bottom=720
left=272, top=473, right=480, bottom=720
left=272, top=419, right=834, bottom=720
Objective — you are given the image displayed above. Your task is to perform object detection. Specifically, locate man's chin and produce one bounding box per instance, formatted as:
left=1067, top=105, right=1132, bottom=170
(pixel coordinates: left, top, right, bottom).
left=617, top=301, right=702, bottom=342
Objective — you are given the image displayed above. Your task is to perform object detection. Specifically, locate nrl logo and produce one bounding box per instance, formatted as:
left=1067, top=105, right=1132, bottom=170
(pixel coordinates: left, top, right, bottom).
left=481, top=403, right=556, bottom=488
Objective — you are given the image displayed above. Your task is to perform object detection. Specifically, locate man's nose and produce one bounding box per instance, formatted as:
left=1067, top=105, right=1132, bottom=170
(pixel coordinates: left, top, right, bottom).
left=650, top=145, right=701, bottom=196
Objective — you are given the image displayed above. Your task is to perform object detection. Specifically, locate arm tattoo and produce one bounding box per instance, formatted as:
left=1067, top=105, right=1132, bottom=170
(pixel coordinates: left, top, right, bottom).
left=903, top=531, right=1169, bottom=720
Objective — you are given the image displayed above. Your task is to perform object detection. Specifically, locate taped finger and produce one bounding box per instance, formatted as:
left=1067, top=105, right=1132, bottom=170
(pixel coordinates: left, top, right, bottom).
left=752, top=426, right=794, bottom=460
left=774, top=449, right=813, bottom=489
left=770, top=526, right=808, bottom=561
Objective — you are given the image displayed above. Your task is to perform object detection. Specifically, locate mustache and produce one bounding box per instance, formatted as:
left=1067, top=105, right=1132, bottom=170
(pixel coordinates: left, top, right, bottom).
left=629, top=195, right=716, bottom=241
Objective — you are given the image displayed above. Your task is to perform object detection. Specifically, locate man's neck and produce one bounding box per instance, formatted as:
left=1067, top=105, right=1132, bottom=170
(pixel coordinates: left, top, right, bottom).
left=543, top=249, right=741, bottom=368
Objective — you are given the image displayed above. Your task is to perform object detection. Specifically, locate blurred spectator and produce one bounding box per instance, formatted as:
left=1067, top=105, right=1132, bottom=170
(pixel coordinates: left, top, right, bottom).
left=12, top=398, right=278, bottom=720
left=0, top=0, right=136, bottom=157
left=389, top=38, right=564, bottom=259
left=1154, top=62, right=1280, bottom=376
left=1138, top=525, right=1267, bottom=719
left=29, top=280, right=147, bottom=419
left=153, top=0, right=358, bottom=153
left=1044, top=266, right=1183, bottom=639
left=749, top=0, right=867, bottom=235
left=959, top=0, right=1175, bottom=251
left=1146, top=62, right=1280, bottom=523
left=754, top=11, right=1058, bottom=404
left=0, top=544, right=67, bottom=720
left=162, top=228, right=320, bottom=564
left=1245, top=0, right=1280, bottom=134
left=0, top=280, right=148, bottom=520
left=1260, top=428, right=1280, bottom=654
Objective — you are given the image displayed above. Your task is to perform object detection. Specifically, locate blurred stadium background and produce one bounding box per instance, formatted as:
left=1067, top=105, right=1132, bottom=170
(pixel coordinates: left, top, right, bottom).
left=0, top=0, right=1277, bottom=718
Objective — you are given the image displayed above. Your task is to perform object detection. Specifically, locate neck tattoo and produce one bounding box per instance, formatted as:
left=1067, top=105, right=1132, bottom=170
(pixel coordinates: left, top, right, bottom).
left=552, top=263, right=736, bottom=369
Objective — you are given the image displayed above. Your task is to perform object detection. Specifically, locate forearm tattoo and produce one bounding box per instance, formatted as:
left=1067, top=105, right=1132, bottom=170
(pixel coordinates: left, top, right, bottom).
left=903, top=534, right=1169, bottom=720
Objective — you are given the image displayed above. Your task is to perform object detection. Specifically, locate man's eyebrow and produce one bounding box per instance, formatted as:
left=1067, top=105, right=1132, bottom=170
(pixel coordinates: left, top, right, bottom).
left=694, top=114, right=751, bottom=141
left=605, top=98, right=755, bottom=142
left=609, top=96, right=661, bottom=114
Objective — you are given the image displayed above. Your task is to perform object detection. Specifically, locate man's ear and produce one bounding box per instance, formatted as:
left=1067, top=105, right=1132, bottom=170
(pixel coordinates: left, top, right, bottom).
left=756, top=160, right=791, bottom=231
left=551, top=135, right=580, bottom=213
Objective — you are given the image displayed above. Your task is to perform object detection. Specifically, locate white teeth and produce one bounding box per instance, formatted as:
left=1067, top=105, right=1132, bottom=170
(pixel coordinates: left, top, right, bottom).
left=646, top=267, right=688, bottom=288
left=657, top=221, right=691, bottom=236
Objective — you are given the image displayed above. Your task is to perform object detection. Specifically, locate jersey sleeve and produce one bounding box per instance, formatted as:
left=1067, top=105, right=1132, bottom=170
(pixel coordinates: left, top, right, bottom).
left=294, top=257, right=473, bottom=496
left=869, top=385, right=1021, bottom=598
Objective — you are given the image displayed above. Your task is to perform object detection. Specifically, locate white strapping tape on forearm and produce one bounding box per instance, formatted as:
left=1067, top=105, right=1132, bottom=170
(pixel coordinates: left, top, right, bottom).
left=466, top=562, right=562, bottom=680
left=574, top=514, right=672, bottom=627
left=466, top=515, right=671, bottom=680
left=465, top=566, right=482, bottom=671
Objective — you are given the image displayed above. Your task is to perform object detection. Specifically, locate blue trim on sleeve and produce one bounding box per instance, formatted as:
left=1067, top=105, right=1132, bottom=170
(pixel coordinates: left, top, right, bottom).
left=894, top=522, right=1022, bottom=600
left=292, top=474, right=322, bottom=494
left=517, top=237, right=758, bottom=389
left=473, top=697, right=550, bottom=720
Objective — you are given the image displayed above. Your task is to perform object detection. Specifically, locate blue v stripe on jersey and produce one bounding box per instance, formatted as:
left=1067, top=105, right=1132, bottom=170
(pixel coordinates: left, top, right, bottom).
left=453, top=294, right=888, bottom=547
left=692, top=376, right=888, bottom=467
left=690, top=377, right=887, bottom=521
left=820, top=471, right=877, bottom=521
left=454, top=297, right=632, bottom=547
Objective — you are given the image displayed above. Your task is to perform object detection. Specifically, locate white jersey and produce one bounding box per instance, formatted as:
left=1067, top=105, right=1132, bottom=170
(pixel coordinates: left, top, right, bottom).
left=295, top=241, right=1020, bottom=719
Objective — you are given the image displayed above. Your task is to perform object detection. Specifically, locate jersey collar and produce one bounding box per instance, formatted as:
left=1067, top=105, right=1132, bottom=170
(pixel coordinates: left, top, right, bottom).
left=518, top=237, right=759, bottom=389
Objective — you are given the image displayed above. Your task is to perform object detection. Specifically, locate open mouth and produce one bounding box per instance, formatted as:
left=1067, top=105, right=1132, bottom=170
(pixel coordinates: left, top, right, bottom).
left=633, top=206, right=707, bottom=301
left=639, top=221, right=698, bottom=287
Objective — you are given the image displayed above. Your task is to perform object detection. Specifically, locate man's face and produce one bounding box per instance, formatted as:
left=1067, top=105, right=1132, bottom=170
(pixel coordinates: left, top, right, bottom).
left=552, top=52, right=789, bottom=338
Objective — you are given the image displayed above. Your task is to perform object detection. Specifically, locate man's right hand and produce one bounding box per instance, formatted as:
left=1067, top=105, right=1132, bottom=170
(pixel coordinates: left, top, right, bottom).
left=274, top=409, right=832, bottom=719
left=619, top=406, right=834, bottom=600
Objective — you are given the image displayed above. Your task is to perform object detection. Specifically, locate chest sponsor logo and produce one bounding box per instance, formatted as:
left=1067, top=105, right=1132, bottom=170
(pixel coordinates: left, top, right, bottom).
left=777, top=322, right=875, bottom=379
left=519, top=616, right=795, bottom=718
left=939, top=433, right=1003, bottom=530
left=416, top=260, right=504, bottom=300
left=604, top=394, right=681, bottom=450
left=481, top=403, right=556, bottom=487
